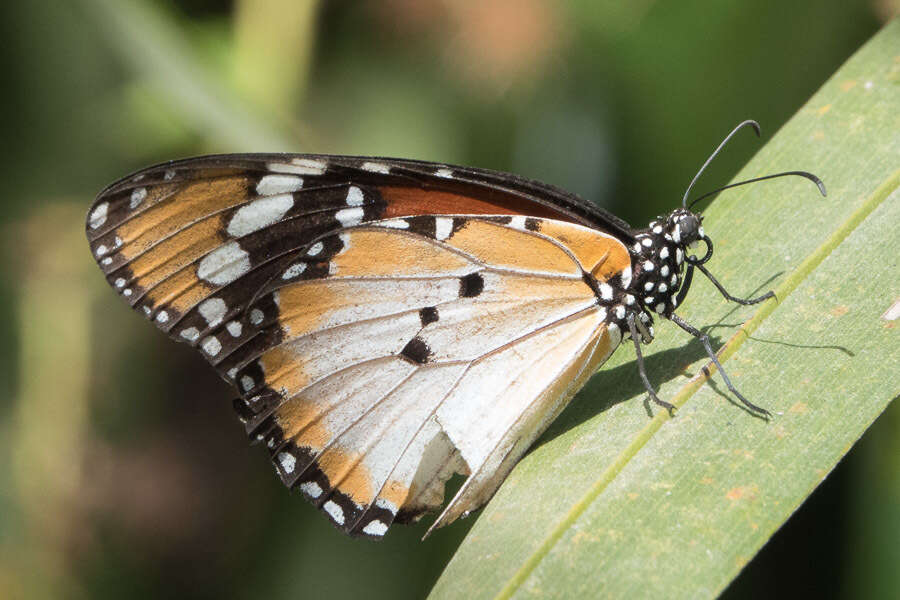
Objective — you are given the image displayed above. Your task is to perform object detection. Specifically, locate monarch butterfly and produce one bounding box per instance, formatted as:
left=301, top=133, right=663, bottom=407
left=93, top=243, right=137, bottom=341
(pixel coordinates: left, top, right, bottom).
left=86, top=120, right=824, bottom=539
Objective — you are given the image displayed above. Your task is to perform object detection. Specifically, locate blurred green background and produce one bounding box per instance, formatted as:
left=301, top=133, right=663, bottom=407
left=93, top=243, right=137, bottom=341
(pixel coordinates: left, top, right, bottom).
left=0, top=1, right=896, bottom=598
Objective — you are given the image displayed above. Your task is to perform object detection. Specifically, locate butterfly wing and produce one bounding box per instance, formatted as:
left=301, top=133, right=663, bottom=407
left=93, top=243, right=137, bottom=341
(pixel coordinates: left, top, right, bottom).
left=230, top=216, right=631, bottom=537
left=86, top=155, right=633, bottom=537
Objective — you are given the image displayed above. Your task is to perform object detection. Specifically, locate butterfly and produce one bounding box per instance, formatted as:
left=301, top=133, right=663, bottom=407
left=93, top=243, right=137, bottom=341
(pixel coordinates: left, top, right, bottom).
left=85, top=120, right=824, bottom=539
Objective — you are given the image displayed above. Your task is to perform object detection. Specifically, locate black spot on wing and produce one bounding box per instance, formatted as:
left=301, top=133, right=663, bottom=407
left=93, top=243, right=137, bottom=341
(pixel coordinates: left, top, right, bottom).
left=399, top=337, right=432, bottom=364
left=482, top=216, right=513, bottom=225
left=407, top=216, right=436, bottom=238
left=419, top=306, right=439, bottom=326
left=459, top=272, right=484, bottom=298
left=525, top=217, right=541, bottom=231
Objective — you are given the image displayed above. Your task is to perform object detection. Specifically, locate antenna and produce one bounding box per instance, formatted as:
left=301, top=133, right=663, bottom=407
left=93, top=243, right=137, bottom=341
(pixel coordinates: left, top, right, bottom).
left=688, top=170, right=827, bottom=210
left=682, top=120, right=761, bottom=208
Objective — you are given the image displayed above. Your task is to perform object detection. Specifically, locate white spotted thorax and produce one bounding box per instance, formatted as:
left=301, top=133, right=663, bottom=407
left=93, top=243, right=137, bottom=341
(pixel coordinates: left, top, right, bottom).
left=623, top=208, right=705, bottom=340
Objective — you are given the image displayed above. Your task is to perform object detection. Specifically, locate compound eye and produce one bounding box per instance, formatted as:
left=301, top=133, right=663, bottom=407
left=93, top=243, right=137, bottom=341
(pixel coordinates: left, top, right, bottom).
left=678, top=215, right=701, bottom=243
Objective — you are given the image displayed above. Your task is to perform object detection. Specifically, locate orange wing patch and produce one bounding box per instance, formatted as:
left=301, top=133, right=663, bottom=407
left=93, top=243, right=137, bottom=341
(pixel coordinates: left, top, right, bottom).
left=442, top=219, right=581, bottom=276
left=533, top=219, right=632, bottom=284
left=329, top=229, right=475, bottom=278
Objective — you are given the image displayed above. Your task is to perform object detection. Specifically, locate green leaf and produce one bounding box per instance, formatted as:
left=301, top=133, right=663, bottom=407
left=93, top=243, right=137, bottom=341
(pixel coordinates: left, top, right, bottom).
left=430, top=19, right=899, bottom=600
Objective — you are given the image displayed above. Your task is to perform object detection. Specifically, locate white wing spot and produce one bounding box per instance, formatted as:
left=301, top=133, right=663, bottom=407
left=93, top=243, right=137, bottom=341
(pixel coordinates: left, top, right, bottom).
left=670, top=274, right=678, bottom=286
left=644, top=281, right=654, bottom=291
left=642, top=260, right=654, bottom=271
left=625, top=294, right=635, bottom=305
left=197, top=241, right=251, bottom=285
left=673, top=225, right=682, bottom=243
left=201, top=336, right=222, bottom=356
left=249, top=308, right=264, bottom=325
left=163, top=169, right=176, bottom=180
left=96, top=244, right=108, bottom=256
left=300, top=481, right=322, bottom=498
left=599, top=283, right=613, bottom=300
left=115, top=278, right=126, bottom=288
left=307, top=241, right=324, bottom=256
left=155, top=310, right=169, bottom=323
left=435, top=168, right=454, bottom=178
left=278, top=452, right=297, bottom=474
left=655, top=303, right=666, bottom=314
left=614, top=305, right=626, bottom=319
left=101, top=257, right=113, bottom=266
left=240, top=375, right=254, bottom=392
left=658, top=283, right=668, bottom=293
left=676, top=248, right=683, bottom=264
left=378, top=219, right=409, bottom=229
left=180, top=327, right=200, bottom=342
left=362, top=520, right=388, bottom=537
left=335, top=207, right=364, bottom=227
left=89, top=202, right=108, bottom=229
left=509, top=216, right=527, bottom=229
left=641, top=238, right=653, bottom=247
left=324, top=500, right=345, bottom=525
left=122, top=288, right=132, bottom=296
left=360, top=161, right=390, bottom=174
left=130, top=187, right=147, bottom=209
left=661, top=265, right=670, bottom=277
left=621, top=266, right=632, bottom=287
left=227, top=194, right=294, bottom=237
left=345, top=186, right=365, bottom=206
left=653, top=225, right=663, bottom=234
left=226, top=321, right=242, bottom=337
left=659, top=247, right=669, bottom=259
left=198, top=297, right=227, bottom=327
left=256, top=174, right=303, bottom=196
left=435, top=217, right=453, bottom=241
left=267, top=158, right=326, bottom=175
left=282, top=263, right=307, bottom=279
left=226, top=367, right=238, bottom=379
left=645, top=296, right=655, bottom=305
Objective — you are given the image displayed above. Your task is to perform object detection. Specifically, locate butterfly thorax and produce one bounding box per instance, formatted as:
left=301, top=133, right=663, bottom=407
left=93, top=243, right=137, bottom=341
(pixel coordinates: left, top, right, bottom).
left=625, top=209, right=705, bottom=340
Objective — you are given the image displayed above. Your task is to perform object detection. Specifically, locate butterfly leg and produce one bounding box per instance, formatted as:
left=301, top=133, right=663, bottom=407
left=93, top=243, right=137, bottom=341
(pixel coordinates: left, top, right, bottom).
left=627, top=314, right=676, bottom=416
left=695, top=263, right=775, bottom=306
left=668, top=312, right=772, bottom=418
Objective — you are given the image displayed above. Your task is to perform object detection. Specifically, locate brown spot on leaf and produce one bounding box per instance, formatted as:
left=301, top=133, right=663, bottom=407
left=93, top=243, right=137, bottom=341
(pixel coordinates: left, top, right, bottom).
left=725, top=485, right=759, bottom=502
left=789, top=401, right=808, bottom=414
left=829, top=305, right=849, bottom=317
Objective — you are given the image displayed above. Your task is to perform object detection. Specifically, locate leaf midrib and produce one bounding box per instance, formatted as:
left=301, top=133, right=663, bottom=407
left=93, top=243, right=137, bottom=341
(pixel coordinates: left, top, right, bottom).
left=493, top=167, right=900, bottom=600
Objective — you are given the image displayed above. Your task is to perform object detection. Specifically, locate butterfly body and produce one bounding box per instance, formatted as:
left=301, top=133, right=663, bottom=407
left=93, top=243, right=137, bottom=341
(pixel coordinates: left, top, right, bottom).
left=87, top=139, right=823, bottom=538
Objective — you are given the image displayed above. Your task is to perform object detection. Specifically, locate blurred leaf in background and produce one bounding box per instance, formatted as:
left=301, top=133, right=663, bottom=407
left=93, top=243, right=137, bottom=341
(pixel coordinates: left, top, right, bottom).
left=0, top=1, right=894, bottom=598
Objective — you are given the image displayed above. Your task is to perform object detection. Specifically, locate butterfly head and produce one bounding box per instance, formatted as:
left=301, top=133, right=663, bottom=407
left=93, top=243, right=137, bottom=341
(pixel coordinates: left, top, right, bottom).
left=666, top=208, right=704, bottom=247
